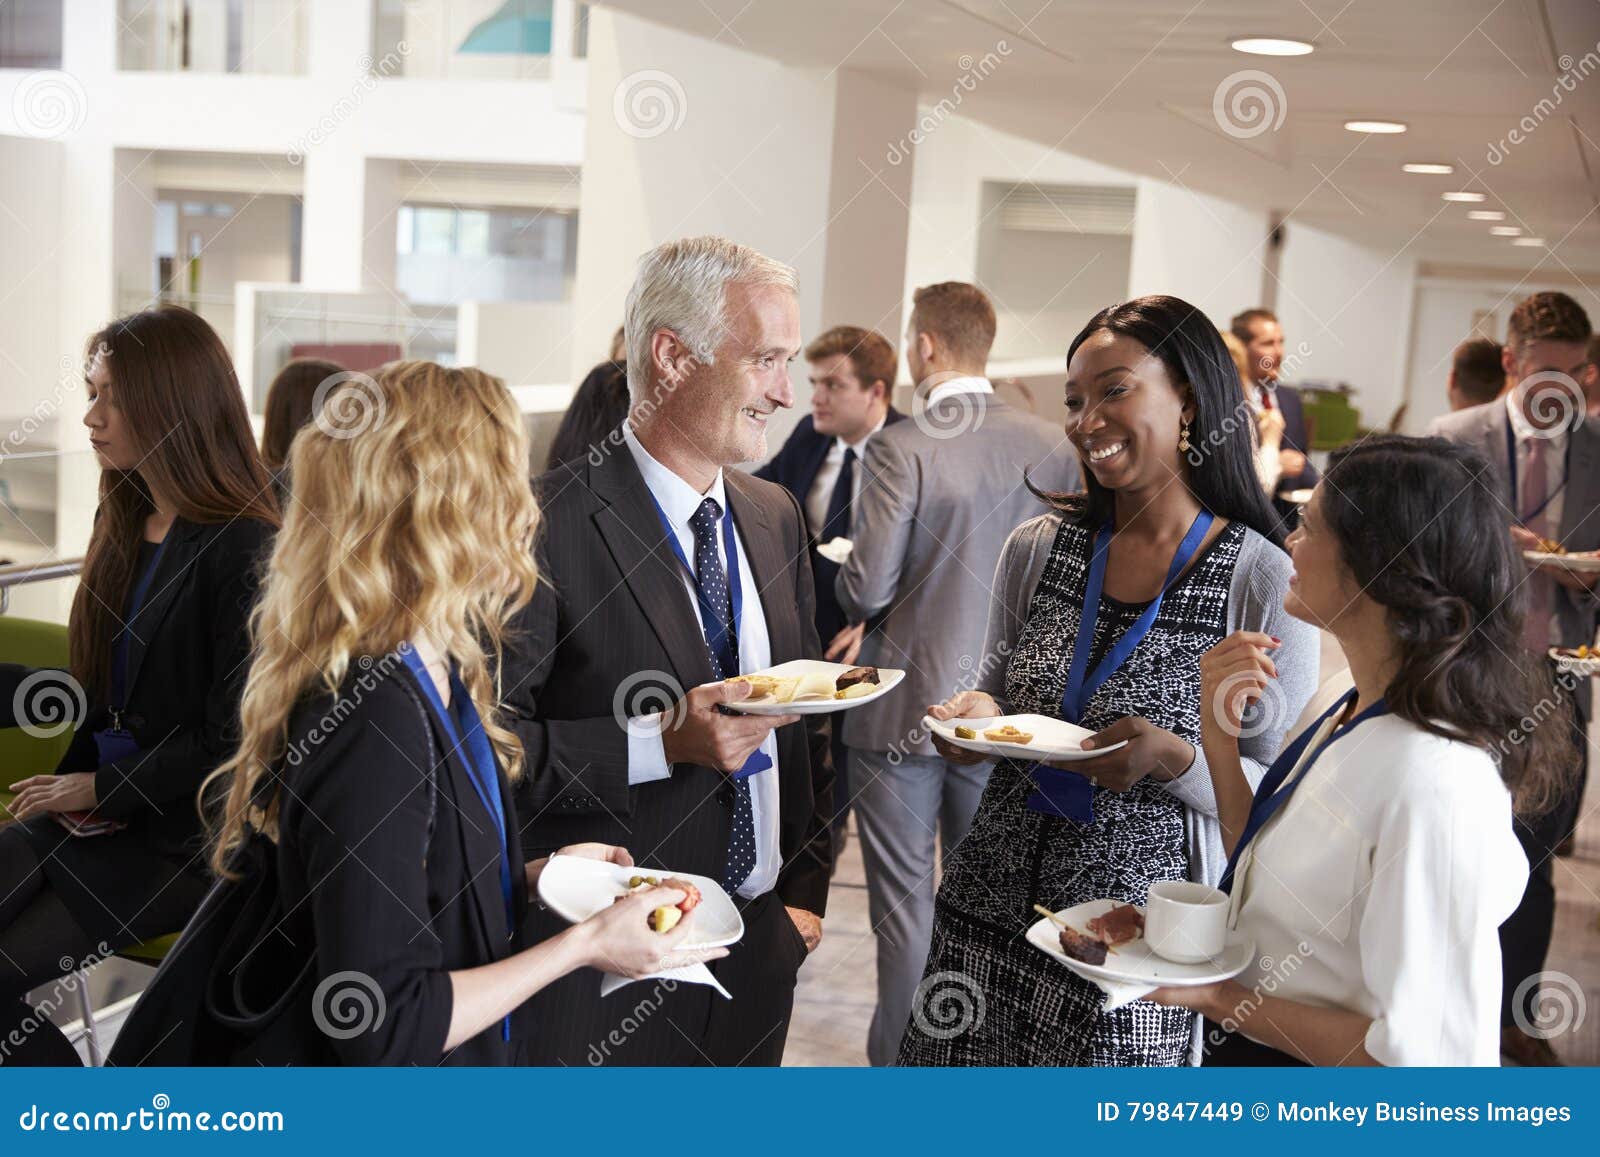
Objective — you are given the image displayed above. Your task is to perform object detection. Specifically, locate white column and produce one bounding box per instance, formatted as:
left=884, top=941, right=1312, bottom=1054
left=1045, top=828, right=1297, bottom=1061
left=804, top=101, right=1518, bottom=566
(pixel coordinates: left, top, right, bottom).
left=297, top=0, right=377, bottom=290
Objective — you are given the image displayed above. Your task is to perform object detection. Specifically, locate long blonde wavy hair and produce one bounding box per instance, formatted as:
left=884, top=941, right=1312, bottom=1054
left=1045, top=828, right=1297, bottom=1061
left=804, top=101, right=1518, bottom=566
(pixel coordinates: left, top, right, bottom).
left=206, top=360, right=541, bottom=874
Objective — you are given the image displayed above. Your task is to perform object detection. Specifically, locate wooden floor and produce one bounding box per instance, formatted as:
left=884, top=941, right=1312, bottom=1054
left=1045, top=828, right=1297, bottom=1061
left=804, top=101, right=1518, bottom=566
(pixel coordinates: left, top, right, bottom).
left=787, top=766, right=1600, bottom=1068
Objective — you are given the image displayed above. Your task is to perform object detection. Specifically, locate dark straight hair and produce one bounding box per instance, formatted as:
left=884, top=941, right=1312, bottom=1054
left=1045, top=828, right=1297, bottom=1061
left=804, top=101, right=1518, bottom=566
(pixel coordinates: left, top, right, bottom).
left=1031, top=295, right=1284, bottom=546
left=1318, top=434, right=1572, bottom=816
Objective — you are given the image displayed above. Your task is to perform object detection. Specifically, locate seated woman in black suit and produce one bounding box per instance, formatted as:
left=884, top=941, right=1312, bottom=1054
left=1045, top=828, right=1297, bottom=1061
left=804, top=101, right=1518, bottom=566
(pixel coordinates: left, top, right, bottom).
left=0, top=306, right=279, bottom=1064
left=204, top=360, right=724, bottom=1065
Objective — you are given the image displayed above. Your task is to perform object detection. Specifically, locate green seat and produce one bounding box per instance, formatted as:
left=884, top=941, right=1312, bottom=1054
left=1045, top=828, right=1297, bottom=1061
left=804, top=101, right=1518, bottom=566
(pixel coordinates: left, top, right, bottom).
left=0, top=616, right=73, bottom=797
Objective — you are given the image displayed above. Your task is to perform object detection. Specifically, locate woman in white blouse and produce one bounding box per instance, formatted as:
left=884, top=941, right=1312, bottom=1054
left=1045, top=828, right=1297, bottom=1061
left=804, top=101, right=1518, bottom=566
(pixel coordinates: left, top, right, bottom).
left=1151, top=434, right=1571, bottom=1065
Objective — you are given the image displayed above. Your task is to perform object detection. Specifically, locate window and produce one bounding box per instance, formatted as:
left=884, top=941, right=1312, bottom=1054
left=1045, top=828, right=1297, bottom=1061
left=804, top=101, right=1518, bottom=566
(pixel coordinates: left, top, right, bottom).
left=0, top=0, right=63, bottom=68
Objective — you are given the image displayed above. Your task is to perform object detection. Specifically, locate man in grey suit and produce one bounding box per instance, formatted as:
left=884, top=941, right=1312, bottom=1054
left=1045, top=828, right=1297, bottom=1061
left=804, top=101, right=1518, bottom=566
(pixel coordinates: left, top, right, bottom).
left=837, top=281, right=1080, bottom=1065
left=1427, top=290, right=1599, bottom=1067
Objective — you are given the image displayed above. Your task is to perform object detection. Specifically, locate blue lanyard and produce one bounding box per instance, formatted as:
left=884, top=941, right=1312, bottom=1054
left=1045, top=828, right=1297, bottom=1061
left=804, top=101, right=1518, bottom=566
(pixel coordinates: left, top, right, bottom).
left=1218, top=689, right=1388, bottom=893
left=111, top=534, right=172, bottom=719
left=647, top=491, right=743, bottom=663
left=400, top=646, right=514, bottom=1041
left=1060, top=510, right=1215, bottom=723
left=646, top=491, right=771, bottom=780
left=1505, top=415, right=1570, bottom=527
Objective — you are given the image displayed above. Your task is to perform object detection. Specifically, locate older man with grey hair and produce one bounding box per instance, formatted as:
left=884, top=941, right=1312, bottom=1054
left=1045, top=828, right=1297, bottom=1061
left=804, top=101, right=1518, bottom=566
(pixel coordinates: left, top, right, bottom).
left=506, top=236, right=835, bottom=1066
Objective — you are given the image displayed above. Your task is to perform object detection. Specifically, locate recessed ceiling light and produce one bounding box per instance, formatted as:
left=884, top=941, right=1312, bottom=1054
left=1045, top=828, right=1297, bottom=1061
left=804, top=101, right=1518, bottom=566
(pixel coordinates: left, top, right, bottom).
left=1489, top=226, right=1523, bottom=236
left=1442, top=191, right=1488, bottom=202
left=1512, top=237, right=1547, bottom=247
left=1345, top=120, right=1408, bottom=134
left=1402, top=163, right=1454, bottom=174
left=1231, top=37, right=1315, bottom=56
left=1467, top=210, right=1506, bottom=220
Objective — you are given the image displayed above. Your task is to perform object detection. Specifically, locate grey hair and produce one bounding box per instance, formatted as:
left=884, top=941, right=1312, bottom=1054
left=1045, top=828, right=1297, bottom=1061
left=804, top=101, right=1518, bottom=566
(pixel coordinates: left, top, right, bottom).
left=623, top=236, right=798, bottom=402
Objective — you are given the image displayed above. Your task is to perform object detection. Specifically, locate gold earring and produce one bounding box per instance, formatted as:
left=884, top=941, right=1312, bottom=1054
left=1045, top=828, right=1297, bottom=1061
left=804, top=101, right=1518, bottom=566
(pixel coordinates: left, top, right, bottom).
left=1178, top=419, right=1192, bottom=453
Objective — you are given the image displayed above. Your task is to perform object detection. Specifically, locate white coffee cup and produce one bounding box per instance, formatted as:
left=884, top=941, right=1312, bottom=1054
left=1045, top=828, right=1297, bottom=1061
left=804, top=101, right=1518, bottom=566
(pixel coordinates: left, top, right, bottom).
left=1144, top=880, right=1228, bottom=963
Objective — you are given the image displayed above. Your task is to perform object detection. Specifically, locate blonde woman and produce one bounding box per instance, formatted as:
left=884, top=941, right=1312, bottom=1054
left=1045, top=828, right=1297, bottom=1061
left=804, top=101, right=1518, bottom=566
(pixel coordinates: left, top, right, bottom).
left=204, top=362, right=725, bottom=1065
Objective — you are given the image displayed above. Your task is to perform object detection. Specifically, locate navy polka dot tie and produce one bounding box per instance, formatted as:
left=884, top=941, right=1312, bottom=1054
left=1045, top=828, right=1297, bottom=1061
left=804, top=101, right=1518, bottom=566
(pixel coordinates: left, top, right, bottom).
left=689, top=498, right=756, bottom=893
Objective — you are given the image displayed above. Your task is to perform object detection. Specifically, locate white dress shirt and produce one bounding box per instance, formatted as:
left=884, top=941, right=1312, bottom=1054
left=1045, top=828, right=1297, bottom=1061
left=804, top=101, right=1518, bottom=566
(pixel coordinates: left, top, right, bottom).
left=1246, top=382, right=1285, bottom=494
left=620, top=422, right=780, bottom=898
left=1227, top=688, right=1527, bottom=1065
left=923, top=374, right=993, bottom=407
left=803, top=413, right=888, bottom=541
left=1506, top=392, right=1568, bottom=648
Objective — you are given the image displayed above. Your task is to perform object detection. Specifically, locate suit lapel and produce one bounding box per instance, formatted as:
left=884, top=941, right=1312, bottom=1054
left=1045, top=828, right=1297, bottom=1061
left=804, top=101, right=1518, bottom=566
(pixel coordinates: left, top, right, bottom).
left=122, top=519, right=204, bottom=701
left=726, top=471, right=800, bottom=664
left=588, top=449, right=717, bottom=689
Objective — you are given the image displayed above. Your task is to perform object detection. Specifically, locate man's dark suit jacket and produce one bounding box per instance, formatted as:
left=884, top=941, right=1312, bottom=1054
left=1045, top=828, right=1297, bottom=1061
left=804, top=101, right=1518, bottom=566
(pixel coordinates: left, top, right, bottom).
left=502, top=443, right=833, bottom=1064
left=754, top=407, right=905, bottom=644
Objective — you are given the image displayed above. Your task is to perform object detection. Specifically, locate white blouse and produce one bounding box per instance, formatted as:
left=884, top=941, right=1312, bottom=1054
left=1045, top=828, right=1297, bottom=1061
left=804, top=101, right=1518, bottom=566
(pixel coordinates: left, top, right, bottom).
left=1227, top=691, right=1528, bottom=1066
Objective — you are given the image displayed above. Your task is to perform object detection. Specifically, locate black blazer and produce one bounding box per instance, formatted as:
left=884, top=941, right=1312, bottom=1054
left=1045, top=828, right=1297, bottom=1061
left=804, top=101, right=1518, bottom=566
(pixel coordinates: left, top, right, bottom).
left=754, top=407, right=905, bottom=643
left=275, top=658, right=529, bottom=1066
left=12, top=516, right=273, bottom=939
left=504, top=448, right=834, bottom=913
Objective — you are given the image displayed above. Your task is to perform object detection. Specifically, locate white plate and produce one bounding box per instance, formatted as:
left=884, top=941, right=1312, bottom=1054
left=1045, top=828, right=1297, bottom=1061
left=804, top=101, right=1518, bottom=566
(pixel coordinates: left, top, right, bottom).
left=815, top=537, right=853, bottom=564
left=1549, top=647, right=1600, bottom=677
left=922, top=713, right=1129, bottom=762
left=1525, top=550, right=1600, bottom=574
left=717, top=658, right=905, bottom=716
left=1284, top=488, right=1315, bottom=506
left=1026, top=898, right=1255, bottom=987
left=536, top=855, right=744, bottom=950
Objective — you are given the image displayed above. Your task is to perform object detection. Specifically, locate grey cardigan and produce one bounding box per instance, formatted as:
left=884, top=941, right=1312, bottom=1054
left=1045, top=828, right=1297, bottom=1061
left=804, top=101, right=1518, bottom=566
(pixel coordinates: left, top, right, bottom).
left=974, top=513, right=1321, bottom=886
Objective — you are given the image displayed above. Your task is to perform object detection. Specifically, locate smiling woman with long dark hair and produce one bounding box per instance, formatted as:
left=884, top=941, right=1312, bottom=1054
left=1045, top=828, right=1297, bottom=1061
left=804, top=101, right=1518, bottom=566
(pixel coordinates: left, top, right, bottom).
left=899, top=296, right=1320, bottom=1067
left=1150, top=435, right=1562, bottom=1065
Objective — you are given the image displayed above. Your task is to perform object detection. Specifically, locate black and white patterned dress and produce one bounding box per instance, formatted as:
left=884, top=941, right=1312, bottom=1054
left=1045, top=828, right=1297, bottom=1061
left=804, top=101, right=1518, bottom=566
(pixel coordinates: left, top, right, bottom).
left=897, top=517, right=1245, bottom=1067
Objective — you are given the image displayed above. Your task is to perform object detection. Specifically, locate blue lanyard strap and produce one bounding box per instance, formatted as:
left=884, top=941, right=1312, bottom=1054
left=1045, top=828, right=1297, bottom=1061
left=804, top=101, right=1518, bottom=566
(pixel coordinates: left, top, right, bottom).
left=1218, top=689, right=1388, bottom=893
left=111, top=534, right=172, bottom=715
left=1060, top=510, right=1215, bottom=723
left=400, top=646, right=515, bottom=1040
left=1505, top=415, right=1570, bottom=527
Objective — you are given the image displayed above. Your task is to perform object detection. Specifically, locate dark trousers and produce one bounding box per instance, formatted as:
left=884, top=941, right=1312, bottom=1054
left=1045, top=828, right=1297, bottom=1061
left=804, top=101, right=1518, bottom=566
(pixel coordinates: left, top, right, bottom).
left=1499, top=699, right=1589, bottom=1028
left=520, top=889, right=807, bottom=1066
left=0, top=829, right=92, bottom=1066
left=827, top=713, right=852, bottom=840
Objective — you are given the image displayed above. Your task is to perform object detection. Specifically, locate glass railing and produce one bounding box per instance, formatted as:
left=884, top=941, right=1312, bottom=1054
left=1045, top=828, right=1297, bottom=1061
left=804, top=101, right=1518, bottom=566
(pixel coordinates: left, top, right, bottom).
left=116, top=0, right=309, bottom=75
left=0, top=444, right=96, bottom=625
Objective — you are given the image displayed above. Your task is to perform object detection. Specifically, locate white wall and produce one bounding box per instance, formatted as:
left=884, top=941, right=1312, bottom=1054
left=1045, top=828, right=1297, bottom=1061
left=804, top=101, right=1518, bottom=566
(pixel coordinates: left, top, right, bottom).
left=0, top=135, right=65, bottom=423
left=1273, top=221, right=1418, bottom=433
left=1127, top=179, right=1269, bottom=332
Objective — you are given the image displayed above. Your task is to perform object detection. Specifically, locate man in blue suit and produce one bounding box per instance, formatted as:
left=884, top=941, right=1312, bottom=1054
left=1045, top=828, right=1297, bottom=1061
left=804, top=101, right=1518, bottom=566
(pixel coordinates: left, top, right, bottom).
left=757, top=324, right=903, bottom=850
left=1232, top=308, right=1319, bottom=527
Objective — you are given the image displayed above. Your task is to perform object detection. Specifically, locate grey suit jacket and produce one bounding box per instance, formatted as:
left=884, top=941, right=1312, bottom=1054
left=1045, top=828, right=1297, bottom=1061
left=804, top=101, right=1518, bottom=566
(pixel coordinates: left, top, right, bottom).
left=835, top=390, right=1081, bottom=754
left=1428, top=401, right=1600, bottom=710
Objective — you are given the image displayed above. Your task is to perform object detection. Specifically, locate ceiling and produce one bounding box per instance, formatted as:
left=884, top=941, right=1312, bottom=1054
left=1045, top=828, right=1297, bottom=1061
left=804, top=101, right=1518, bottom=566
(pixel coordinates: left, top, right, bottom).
left=600, top=0, right=1600, bottom=278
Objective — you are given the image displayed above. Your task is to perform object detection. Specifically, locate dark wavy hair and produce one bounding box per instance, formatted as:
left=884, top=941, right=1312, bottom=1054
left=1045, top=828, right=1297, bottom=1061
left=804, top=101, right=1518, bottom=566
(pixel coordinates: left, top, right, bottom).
left=1318, top=434, right=1572, bottom=815
left=1030, top=295, right=1283, bottom=545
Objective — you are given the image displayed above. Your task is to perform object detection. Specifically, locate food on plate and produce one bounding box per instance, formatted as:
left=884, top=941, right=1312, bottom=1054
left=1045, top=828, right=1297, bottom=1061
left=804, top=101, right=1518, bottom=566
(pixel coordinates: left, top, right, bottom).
left=1558, top=644, right=1593, bottom=659
left=954, top=725, right=978, bottom=740
left=627, top=874, right=660, bottom=889
left=1057, top=926, right=1108, bottom=965
left=729, top=674, right=800, bottom=702
left=834, top=683, right=877, bottom=700
left=984, top=724, right=1034, bottom=744
left=836, top=665, right=880, bottom=690
left=1087, top=903, right=1145, bottom=946
left=649, top=906, right=682, bottom=933
left=1535, top=537, right=1567, bottom=555
left=616, top=874, right=702, bottom=932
